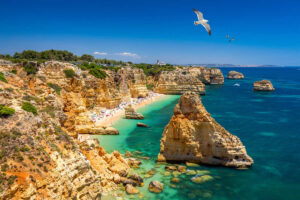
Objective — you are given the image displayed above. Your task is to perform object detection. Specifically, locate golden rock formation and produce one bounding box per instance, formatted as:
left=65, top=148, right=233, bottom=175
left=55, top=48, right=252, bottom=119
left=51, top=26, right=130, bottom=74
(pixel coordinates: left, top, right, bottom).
left=157, top=92, right=253, bottom=169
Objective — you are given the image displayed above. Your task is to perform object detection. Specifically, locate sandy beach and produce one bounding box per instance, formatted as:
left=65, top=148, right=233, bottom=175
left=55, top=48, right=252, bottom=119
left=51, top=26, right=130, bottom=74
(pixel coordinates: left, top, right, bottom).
left=93, top=93, right=165, bottom=127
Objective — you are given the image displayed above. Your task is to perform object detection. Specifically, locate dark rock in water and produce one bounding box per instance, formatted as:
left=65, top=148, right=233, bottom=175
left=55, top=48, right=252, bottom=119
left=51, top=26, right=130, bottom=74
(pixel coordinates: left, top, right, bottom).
left=137, top=122, right=148, bottom=127
left=120, top=177, right=138, bottom=186
left=128, top=174, right=144, bottom=186
left=148, top=180, right=163, bottom=193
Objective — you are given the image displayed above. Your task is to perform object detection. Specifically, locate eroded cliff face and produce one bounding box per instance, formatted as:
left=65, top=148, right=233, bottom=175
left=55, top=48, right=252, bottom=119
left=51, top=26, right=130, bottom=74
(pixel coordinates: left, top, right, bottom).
left=153, top=68, right=206, bottom=95
left=157, top=92, right=253, bottom=169
left=36, top=62, right=149, bottom=137
left=0, top=62, right=138, bottom=199
left=191, top=67, right=224, bottom=85
left=153, top=67, right=224, bottom=95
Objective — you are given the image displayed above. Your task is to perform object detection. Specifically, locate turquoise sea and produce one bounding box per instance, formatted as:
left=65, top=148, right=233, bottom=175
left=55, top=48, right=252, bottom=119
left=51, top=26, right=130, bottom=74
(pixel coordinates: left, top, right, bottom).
left=97, top=67, right=300, bottom=200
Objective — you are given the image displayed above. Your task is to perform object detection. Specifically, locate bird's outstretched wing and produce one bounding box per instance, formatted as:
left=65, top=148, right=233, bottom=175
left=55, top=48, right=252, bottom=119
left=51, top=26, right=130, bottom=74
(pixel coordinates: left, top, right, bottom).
left=202, top=22, right=211, bottom=36
left=193, top=8, right=204, bottom=20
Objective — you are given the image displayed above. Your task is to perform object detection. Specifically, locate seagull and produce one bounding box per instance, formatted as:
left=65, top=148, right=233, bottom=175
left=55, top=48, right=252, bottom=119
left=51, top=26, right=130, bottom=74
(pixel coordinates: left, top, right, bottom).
left=226, top=35, right=230, bottom=39
left=229, top=37, right=235, bottom=42
left=193, top=8, right=211, bottom=36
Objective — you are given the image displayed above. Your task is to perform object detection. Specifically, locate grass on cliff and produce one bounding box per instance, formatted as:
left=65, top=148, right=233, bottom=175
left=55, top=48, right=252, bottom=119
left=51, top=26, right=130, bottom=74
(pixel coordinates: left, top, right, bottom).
left=132, top=63, right=175, bottom=76
left=0, top=72, right=7, bottom=83
left=0, top=105, right=15, bottom=117
left=47, top=83, right=61, bottom=95
left=21, top=102, right=38, bottom=115
left=63, top=69, right=75, bottom=78
left=77, top=63, right=107, bottom=79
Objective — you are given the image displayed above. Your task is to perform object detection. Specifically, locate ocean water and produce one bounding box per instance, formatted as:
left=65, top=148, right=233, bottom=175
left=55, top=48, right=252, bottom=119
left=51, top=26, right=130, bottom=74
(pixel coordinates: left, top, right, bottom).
left=97, top=67, right=300, bottom=200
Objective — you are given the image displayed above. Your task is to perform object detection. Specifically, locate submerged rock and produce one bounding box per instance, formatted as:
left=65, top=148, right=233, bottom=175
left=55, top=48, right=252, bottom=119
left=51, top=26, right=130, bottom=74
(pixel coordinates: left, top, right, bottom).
left=148, top=181, right=163, bottom=193
left=177, top=166, right=187, bottom=173
left=157, top=92, right=254, bottom=169
left=227, top=71, right=244, bottom=79
left=191, top=175, right=214, bottom=184
left=253, top=80, right=275, bottom=91
left=125, top=105, right=144, bottom=119
left=171, top=177, right=180, bottom=183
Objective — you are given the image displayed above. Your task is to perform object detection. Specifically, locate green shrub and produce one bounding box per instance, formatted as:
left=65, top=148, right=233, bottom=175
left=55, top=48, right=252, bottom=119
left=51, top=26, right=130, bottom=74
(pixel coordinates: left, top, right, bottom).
left=63, top=69, right=75, bottom=78
left=11, top=69, right=17, bottom=74
left=47, top=83, right=61, bottom=95
left=0, top=72, right=7, bottom=83
left=89, top=68, right=106, bottom=79
left=1, top=164, right=8, bottom=172
left=77, top=63, right=107, bottom=79
left=146, top=83, right=154, bottom=90
left=0, top=105, right=15, bottom=117
left=23, top=62, right=38, bottom=75
left=21, top=102, right=37, bottom=115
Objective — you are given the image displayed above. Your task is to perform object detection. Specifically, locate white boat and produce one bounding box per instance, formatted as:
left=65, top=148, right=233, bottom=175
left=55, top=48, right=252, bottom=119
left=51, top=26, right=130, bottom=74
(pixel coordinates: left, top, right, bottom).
left=234, top=83, right=240, bottom=87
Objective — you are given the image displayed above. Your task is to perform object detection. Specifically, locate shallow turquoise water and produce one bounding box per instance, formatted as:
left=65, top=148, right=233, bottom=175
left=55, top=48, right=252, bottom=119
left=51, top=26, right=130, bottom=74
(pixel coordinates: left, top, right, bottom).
left=97, top=67, right=300, bottom=200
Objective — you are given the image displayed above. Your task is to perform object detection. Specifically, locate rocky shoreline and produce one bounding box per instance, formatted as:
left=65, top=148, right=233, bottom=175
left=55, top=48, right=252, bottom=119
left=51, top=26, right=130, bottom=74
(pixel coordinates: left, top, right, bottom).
left=0, top=59, right=258, bottom=199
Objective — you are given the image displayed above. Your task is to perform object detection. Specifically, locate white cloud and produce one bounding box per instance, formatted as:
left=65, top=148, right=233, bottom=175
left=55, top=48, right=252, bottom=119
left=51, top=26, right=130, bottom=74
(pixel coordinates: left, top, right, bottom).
left=93, top=51, right=108, bottom=56
left=116, top=52, right=140, bottom=58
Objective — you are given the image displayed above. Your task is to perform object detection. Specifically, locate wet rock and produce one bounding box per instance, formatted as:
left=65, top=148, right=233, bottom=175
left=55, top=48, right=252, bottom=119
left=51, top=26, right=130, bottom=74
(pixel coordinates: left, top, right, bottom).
left=137, top=122, right=148, bottom=127
left=148, top=181, right=163, bottom=193
left=120, top=177, right=138, bottom=186
left=186, top=162, right=200, bottom=167
left=177, top=165, right=186, bottom=173
left=126, top=184, right=139, bottom=194
left=171, top=177, right=180, bottom=183
left=165, top=166, right=177, bottom=171
left=125, top=151, right=134, bottom=157
left=128, top=174, right=144, bottom=186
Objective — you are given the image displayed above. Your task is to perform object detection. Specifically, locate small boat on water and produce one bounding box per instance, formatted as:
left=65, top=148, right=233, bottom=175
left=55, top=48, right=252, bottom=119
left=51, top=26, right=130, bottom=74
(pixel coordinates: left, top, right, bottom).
left=234, top=83, right=240, bottom=87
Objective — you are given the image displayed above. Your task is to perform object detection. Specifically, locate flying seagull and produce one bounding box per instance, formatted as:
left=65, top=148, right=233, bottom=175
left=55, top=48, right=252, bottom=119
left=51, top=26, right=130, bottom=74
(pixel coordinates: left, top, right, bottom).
left=193, top=8, right=211, bottom=36
left=229, top=37, right=235, bottom=42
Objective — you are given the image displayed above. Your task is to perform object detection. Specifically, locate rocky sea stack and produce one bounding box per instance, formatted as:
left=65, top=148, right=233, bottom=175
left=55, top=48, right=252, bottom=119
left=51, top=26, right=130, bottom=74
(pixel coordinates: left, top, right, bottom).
left=253, top=80, right=275, bottom=91
left=157, top=92, right=253, bottom=169
left=227, top=71, right=244, bottom=79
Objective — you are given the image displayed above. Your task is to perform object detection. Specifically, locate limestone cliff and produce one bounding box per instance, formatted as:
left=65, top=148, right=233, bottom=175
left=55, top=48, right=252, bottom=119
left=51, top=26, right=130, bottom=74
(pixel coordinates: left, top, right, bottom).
left=153, top=68, right=206, bottom=95
left=157, top=92, right=253, bottom=169
left=36, top=62, right=149, bottom=137
left=153, top=67, right=224, bottom=95
left=0, top=63, right=139, bottom=199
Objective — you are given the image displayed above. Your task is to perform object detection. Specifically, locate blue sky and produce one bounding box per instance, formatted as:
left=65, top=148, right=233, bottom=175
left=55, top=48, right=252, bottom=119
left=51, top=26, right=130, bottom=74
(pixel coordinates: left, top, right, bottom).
left=0, top=0, right=300, bottom=65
